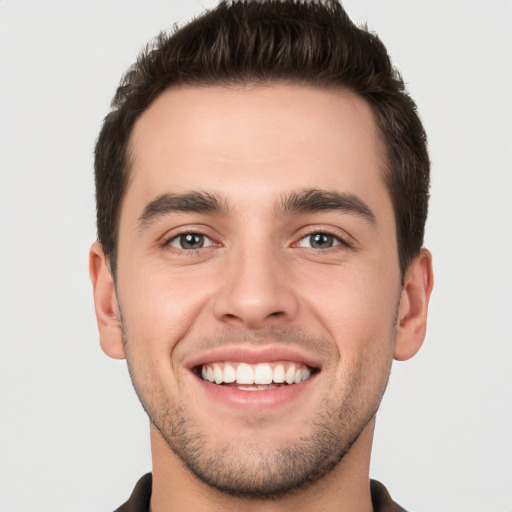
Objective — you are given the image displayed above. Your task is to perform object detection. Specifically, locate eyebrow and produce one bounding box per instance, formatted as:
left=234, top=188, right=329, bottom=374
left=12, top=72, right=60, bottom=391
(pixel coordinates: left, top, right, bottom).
left=138, top=191, right=228, bottom=228
left=137, top=188, right=376, bottom=229
left=279, top=189, right=376, bottom=225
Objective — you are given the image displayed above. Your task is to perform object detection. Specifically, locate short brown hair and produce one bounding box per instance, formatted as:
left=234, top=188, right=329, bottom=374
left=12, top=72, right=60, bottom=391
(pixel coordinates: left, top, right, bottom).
left=95, top=0, right=429, bottom=278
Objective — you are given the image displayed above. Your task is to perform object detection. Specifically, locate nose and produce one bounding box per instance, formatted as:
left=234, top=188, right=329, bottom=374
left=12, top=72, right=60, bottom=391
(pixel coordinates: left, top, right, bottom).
left=212, top=241, right=299, bottom=330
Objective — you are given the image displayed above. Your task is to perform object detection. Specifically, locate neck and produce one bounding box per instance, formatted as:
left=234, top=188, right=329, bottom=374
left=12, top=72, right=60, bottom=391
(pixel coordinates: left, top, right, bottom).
left=149, top=419, right=376, bottom=512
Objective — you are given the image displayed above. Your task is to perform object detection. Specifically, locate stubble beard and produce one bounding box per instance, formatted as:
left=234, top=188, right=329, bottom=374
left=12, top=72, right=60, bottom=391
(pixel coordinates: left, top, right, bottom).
left=122, top=327, right=393, bottom=500
left=150, top=396, right=378, bottom=500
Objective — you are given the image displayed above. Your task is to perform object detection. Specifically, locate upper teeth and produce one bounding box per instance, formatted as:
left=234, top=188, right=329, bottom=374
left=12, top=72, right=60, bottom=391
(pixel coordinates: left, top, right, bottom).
left=201, top=362, right=311, bottom=385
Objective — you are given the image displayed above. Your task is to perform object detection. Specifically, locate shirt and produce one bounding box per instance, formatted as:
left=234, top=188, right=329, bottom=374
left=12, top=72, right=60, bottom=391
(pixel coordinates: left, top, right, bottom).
left=114, top=473, right=408, bottom=511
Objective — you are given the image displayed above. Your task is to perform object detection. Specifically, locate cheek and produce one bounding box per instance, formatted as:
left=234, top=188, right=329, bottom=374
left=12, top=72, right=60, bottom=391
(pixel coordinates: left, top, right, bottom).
left=117, top=264, right=213, bottom=358
left=297, top=261, right=399, bottom=362
left=315, top=271, right=397, bottom=406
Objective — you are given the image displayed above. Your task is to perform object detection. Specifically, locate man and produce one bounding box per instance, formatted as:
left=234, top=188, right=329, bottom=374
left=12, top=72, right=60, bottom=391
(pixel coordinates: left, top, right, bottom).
left=89, top=1, right=433, bottom=510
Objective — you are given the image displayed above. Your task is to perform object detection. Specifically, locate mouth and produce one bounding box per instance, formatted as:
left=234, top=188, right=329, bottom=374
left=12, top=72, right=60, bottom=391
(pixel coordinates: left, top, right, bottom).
left=195, top=361, right=317, bottom=391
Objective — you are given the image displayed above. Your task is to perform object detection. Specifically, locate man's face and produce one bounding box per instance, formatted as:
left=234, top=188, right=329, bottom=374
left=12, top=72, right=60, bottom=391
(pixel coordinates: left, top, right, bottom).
left=106, top=84, right=409, bottom=496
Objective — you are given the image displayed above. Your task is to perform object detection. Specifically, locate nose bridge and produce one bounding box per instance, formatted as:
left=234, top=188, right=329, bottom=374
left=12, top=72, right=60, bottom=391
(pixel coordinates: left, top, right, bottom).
left=213, top=231, right=298, bottom=328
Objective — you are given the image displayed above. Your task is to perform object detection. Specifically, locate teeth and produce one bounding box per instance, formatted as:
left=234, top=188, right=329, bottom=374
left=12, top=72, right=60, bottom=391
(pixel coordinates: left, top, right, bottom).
left=237, top=385, right=259, bottom=391
left=223, top=364, right=236, bottom=383
left=273, top=364, right=285, bottom=383
left=301, top=368, right=311, bottom=382
left=285, top=365, right=295, bottom=385
left=236, top=363, right=254, bottom=385
left=200, top=361, right=314, bottom=386
left=232, top=384, right=279, bottom=391
left=213, top=363, right=223, bottom=384
left=294, top=368, right=310, bottom=384
left=254, top=363, right=273, bottom=384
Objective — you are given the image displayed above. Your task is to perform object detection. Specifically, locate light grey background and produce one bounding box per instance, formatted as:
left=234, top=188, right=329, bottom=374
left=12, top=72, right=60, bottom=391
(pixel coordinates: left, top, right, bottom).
left=1, top=1, right=511, bottom=511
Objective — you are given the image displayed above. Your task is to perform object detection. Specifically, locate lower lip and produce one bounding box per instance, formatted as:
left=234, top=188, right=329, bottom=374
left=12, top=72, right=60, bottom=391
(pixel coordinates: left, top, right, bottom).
left=194, top=373, right=318, bottom=409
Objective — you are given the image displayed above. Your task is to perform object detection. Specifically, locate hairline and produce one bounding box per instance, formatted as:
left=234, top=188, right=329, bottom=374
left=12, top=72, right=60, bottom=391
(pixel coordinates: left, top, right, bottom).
left=108, top=80, right=404, bottom=280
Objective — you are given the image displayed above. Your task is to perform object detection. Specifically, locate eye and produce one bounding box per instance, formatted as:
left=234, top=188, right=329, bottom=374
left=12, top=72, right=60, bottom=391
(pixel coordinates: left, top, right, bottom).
left=167, top=233, right=213, bottom=250
left=297, top=232, right=343, bottom=249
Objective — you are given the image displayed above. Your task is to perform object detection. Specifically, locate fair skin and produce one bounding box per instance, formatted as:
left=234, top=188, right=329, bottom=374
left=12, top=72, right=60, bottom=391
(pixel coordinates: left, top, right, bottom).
left=90, top=84, right=433, bottom=512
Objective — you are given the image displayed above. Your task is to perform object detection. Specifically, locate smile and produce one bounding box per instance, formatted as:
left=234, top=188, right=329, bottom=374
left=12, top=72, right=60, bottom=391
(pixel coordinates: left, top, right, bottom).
left=199, top=361, right=314, bottom=390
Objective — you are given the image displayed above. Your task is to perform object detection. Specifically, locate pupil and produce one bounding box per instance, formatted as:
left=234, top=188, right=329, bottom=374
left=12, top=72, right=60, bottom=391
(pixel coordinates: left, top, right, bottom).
left=311, top=233, right=332, bottom=248
left=181, top=234, right=204, bottom=249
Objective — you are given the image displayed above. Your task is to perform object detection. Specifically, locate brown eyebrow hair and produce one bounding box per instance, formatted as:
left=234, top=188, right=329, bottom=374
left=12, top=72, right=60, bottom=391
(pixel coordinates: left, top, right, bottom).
left=138, top=191, right=229, bottom=228
left=279, top=189, right=376, bottom=225
left=138, top=188, right=376, bottom=230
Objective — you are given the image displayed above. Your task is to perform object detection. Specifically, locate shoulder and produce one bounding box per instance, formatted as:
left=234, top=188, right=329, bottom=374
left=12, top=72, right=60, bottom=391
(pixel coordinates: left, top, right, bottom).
left=370, top=480, right=408, bottom=512
left=113, top=473, right=152, bottom=512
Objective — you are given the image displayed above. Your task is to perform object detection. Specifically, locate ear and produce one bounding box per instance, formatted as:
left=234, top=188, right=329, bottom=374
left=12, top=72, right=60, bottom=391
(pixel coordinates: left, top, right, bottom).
left=89, top=242, right=126, bottom=359
left=394, top=248, right=434, bottom=361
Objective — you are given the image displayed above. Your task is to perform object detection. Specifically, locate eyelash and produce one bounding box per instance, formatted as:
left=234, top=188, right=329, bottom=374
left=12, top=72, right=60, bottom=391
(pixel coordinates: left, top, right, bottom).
left=295, top=229, right=351, bottom=251
left=164, top=232, right=217, bottom=252
left=162, top=228, right=351, bottom=253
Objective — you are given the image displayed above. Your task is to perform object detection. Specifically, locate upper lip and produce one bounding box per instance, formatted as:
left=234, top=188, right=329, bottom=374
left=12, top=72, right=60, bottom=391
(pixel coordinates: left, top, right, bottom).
left=185, top=345, right=323, bottom=370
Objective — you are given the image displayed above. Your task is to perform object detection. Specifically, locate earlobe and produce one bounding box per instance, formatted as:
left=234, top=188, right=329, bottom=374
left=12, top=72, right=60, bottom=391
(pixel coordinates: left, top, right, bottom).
left=89, top=242, right=126, bottom=360
left=394, top=248, right=434, bottom=361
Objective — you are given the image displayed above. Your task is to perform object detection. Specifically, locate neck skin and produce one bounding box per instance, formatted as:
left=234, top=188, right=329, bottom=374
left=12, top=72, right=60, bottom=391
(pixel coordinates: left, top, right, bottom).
left=149, top=418, right=376, bottom=512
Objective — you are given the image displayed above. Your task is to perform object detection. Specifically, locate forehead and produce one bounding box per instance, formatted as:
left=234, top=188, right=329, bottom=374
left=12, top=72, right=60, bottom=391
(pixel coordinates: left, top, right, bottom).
left=125, top=84, right=388, bottom=218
